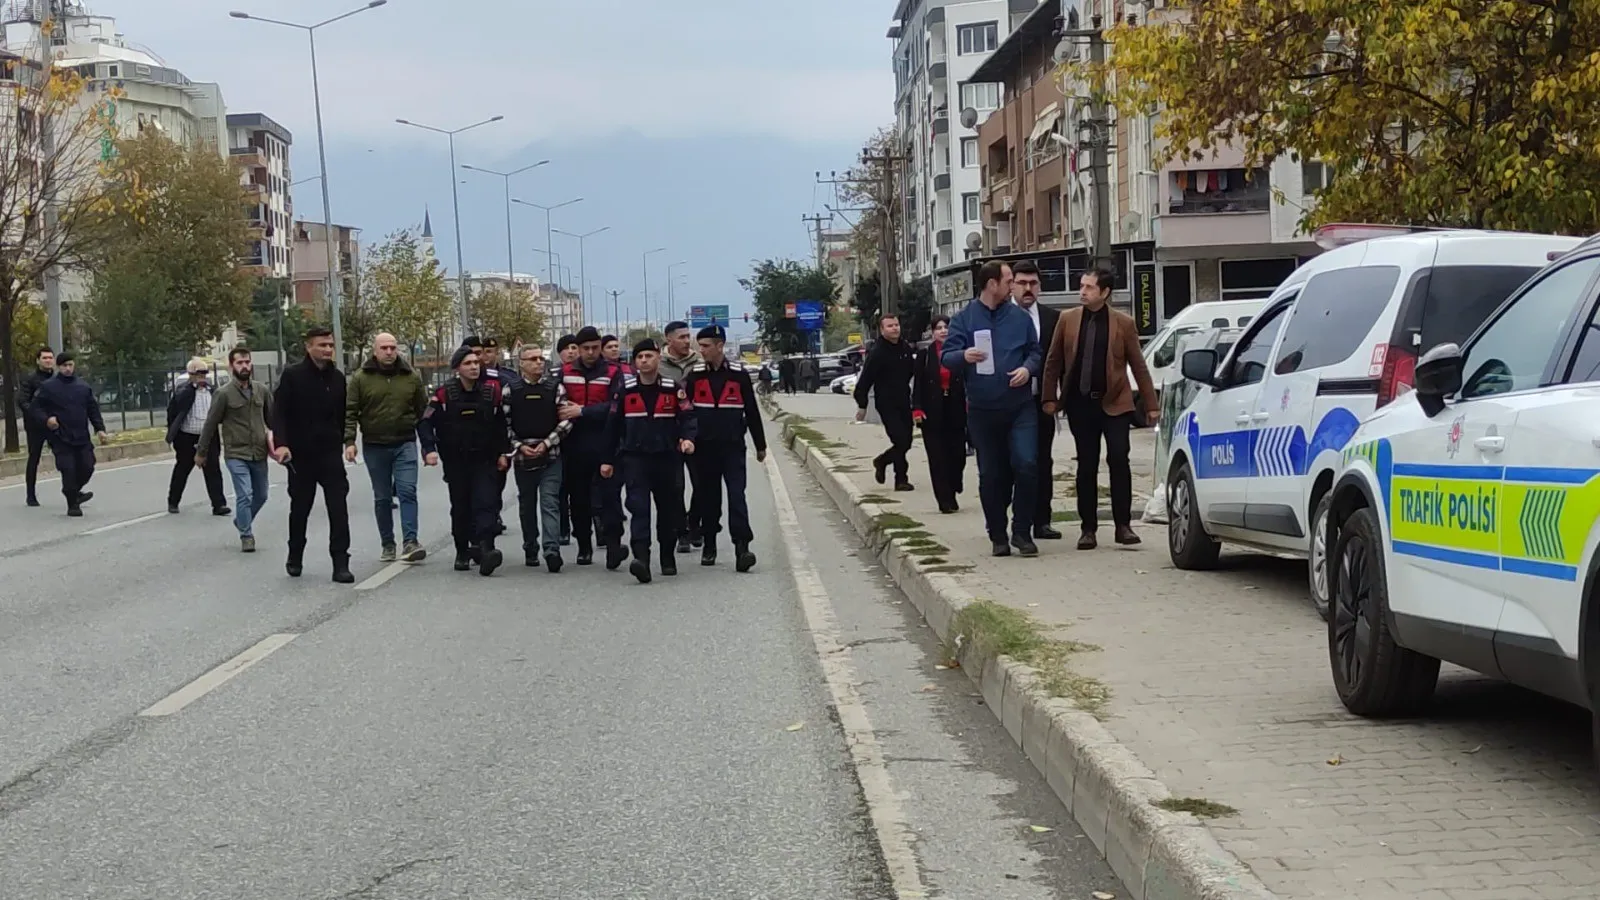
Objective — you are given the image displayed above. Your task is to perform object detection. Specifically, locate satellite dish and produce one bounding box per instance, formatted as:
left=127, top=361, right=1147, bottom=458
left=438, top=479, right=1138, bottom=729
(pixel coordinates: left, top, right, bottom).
left=965, top=232, right=983, bottom=250
left=1120, top=211, right=1143, bottom=239
left=960, top=107, right=978, bottom=129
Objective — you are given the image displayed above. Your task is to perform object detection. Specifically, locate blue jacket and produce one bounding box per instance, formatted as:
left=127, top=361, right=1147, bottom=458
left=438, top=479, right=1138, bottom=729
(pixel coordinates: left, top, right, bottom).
left=30, top=373, right=105, bottom=447
left=941, top=297, right=1042, bottom=411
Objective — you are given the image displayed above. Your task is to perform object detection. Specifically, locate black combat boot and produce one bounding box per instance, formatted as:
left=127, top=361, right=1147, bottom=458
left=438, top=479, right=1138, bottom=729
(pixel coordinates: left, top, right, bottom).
left=575, top=535, right=594, bottom=566
left=629, top=545, right=652, bottom=584
left=701, top=537, right=717, bottom=567
left=734, top=542, right=756, bottom=573
left=479, top=541, right=503, bottom=576
left=332, top=556, right=355, bottom=584
left=660, top=543, right=678, bottom=576
left=605, top=538, right=629, bottom=571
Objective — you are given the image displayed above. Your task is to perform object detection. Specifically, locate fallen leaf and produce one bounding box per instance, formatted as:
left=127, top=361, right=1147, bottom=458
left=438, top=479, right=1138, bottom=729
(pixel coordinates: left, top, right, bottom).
left=785, top=722, right=805, bottom=732
left=1464, top=744, right=1482, bottom=754
left=1028, top=824, right=1053, bottom=833
left=1093, top=892, right=1117, bottom=900
left=919, top=684, right=937, bottom=692
left=1326, top=753, right=1343, bottom=766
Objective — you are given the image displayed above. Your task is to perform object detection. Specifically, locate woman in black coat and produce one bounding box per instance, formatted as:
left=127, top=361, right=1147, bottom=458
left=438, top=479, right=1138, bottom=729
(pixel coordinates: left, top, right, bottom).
left=912, top=314, right=967, bottom=514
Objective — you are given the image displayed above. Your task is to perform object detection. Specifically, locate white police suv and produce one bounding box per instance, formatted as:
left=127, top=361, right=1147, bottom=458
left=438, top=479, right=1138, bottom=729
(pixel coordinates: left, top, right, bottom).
left=1323, top=233, right=1600, bottom=740
left=1167, top=225, right=1582, bottom=620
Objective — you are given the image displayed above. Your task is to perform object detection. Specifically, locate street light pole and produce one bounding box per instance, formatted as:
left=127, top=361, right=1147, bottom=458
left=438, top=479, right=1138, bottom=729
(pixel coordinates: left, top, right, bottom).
left=462, top=160, right=549, bottom=286
left=642, top=247, right=666, bottom=326
left=512, top=197, right=583, bottom=295
left=666, top=260, right=687, bottom=321
left=553, top=226, right=610, bottom=327
left=395, top=114, right=506, bottom=339
left=230, top=0, right=390, bottom=362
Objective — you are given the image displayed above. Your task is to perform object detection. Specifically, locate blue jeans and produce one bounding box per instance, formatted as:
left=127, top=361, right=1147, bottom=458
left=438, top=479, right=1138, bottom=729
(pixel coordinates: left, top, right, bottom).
left=967, top=404, right=1039, bottom=541
left=515, top=458, right=565, bottom=556
left=225, top=459, right=270, bottom=537
left=363, top=441, right=419, bottom=545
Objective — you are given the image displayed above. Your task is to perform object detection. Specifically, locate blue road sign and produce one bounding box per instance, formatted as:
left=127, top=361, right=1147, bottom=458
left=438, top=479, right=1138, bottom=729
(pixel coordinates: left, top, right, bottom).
left=688, top=304, right=730, bottom=329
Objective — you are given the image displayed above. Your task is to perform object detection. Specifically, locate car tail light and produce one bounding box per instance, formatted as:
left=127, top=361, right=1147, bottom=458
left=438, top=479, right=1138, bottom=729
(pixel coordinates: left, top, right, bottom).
left=1377, top=346, right=1415, bottom=407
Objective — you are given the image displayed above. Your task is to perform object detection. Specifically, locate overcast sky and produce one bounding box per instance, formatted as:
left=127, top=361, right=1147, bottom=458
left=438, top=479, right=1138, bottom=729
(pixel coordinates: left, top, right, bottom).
left=109, top=0, right=894, bottom=332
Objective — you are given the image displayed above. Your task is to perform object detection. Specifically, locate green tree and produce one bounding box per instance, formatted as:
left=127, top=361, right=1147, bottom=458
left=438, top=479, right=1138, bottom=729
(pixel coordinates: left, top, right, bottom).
left=899, top=276, right=934, bottom=342
left=83, top=130, right=250, bottom=362
left=741, top=259, right=838, bottom=355
left=1090, top=0, right=1600, bottom=232
left=0, top=40, right=121, bottom=453
left=469, top=284, right=547, bottom=350
left=241, top=277, right=311, bottom=363
left=367, top=228, right=452, bottom=351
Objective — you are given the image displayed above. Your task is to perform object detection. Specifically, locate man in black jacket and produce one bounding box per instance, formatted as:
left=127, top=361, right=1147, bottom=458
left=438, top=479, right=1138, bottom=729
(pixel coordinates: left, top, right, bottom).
left=17, top=345, right=53, bottom=507
left=28, top=352, right=105, bottom=516
left=601, top=339, right=697, bottom=583
left=165, top=358, right=230, bottom=516
left=1012, top=260, right=1063, bottom=539
left=271, top=327, right=353, bottom=583
left=420, top=345, right=511, bottom=576
left=681, top=325, right=765, bottom=571
left=853, top=313, right=917, bottom=491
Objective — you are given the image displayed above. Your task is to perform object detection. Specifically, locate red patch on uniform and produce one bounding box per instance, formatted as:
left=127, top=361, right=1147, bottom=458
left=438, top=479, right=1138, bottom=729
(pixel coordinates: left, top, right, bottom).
left=653, top=392, right=678, bottom=416
left=692, top=379, right=716, bottom=406
left=718, top=380, right=744, bottom=406
left=624, top=392, right=647, bottom=414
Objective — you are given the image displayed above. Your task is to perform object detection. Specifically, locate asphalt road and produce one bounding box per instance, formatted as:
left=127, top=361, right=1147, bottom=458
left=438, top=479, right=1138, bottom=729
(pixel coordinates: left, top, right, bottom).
left=0, top=438, right=1125, bottom=899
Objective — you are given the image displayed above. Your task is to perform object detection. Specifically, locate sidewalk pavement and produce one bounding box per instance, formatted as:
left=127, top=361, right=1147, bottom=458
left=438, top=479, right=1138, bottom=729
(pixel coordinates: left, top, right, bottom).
left=769, top=392, right=1600, bottom=900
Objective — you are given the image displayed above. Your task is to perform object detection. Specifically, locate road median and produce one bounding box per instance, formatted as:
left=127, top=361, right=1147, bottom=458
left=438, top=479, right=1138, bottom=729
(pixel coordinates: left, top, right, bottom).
left=765, top=398, right=1276, bottom=900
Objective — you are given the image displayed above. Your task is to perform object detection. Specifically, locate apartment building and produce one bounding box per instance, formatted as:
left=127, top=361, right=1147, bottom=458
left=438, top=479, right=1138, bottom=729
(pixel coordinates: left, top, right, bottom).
left=890, top=0, right=1044, bottom=280
left=951, top=0, right=1320, bottom=331
left=444, top=272, right=583, bottom=345
left=291, top=221, right=360, bottom=309
left=227, top=113, right=293, bottom=280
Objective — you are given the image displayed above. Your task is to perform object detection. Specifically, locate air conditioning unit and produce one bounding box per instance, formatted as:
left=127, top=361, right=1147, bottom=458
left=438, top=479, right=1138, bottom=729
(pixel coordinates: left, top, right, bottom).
left=1001, top=195, right=1014, bottom=212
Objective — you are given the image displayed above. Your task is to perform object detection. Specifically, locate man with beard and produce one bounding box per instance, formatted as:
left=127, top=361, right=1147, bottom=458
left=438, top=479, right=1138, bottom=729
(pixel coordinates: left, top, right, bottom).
left=561, top=326, right=627, bottom=568
left=1010, top=260, right=1063, bottom=540
left=657, top=320, right=703, bottom=552
left=17, top=346, right=54, bottom=508
left=196, top=347, right=275, bottom=552
left=28, top=351, right=107, bottom=517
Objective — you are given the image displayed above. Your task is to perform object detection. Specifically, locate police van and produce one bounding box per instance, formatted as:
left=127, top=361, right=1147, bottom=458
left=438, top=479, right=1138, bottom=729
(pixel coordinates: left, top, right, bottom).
left=1323, top=232, right=1600, bottom=748
left=1167, top=225, right=1583, bottom=620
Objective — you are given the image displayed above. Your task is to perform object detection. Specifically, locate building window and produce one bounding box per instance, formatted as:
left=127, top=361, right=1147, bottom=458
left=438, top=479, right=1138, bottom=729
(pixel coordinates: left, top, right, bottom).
left=961, top=138, right=979, bottom=168
left=957, top=22, right=999, bottom=55
left=962, top=192, right=980, bottom=223
left=1168, top=167, right=1270, bottom=214
left=1219, top=257, right=1300, bottom=301
left=1302, top=159, right=1333, bottom=192
left=960, top=82, right=1001, bottom=112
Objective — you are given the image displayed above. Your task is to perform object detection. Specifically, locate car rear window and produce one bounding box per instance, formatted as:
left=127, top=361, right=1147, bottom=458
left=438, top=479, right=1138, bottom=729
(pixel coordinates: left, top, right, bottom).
left=1415, top=265, right=1542, bottom=349
left=1272, top=266, right=1401, bottom=375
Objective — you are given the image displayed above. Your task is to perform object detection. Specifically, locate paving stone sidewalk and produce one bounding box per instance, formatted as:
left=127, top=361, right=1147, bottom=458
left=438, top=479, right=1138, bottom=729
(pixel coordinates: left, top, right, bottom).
left=774, top=392, right=1600, bottom=900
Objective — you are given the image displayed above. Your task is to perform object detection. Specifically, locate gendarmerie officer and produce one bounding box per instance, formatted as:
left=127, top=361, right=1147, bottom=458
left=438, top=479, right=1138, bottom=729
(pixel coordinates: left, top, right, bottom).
left=681, top=324, right=765, bottom=572
left=561, top=325, right=627, bottom=569
left=418, top=345, right=511, bottom=576
left=601, top=339, right=697, bottom=584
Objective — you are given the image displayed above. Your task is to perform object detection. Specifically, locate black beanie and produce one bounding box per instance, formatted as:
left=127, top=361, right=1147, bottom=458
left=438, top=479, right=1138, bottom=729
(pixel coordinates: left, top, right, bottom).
left=633, top=338, right=659, bottom=355
left=575, top=326, right=602, bottom=345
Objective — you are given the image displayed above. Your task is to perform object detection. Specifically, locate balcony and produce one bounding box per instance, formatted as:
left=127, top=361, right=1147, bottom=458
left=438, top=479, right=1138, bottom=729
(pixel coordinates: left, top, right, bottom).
left=1156, top=165, right=1275, bottom=249
left=243, top=182, right=267, bottom=200
left=933, top=172, right=951, bottom=192
left=936, top=229, right=953, bottom=248
left=933, top=116, right=949, bottom=136
left=230, top=147, right=266, bottom=169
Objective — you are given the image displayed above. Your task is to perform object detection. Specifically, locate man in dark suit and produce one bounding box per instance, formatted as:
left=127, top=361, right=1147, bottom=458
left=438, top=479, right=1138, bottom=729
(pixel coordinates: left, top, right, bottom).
left=1011, top=260, right=1062, bottom=540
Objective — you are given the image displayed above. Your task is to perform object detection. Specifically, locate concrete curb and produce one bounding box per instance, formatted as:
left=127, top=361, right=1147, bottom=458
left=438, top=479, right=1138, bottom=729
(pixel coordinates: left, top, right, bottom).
left=0, top=439, right=167, bottom=480
left=768, top=405, right=1277, bottom=900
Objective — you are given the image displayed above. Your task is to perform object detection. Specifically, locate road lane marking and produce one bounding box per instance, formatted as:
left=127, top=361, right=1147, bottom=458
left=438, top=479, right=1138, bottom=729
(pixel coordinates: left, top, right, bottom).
left=0, top=458, right=168, bottom=490
left=137, top=633, right=298, bottom=718
left=81, top=510, right=169, bottom=535
left=763, top=451, right=931, bottom=899
left=355, top=559, right=412, bottom=591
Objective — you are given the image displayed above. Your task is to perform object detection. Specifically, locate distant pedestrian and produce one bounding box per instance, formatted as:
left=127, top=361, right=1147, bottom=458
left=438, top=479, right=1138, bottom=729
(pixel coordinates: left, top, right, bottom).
left=196, top=347, right=274, bottom=552
left=165, top=358, right=230, bottom=517
left=854, top=314, right=917, bottom=491
left=1042, top=265, right=1159, bottom=550
left=1011, top=260, right=1063, bottom=540
left=681, top=324, right=765, bottom=572
left=778, top=356, right=797, bottom=394
left=657, top=320, right=704, bottom=553
left=273, top=326, right=353, bottom=583
left=17, top=346, right=54, bottom=508
left=601, top=338, right=697, bottom=583
left=344, top=332, right=428, bottom=563
left=913, top=314, right=967, bottom=513
left=27, top=351, right=106, bottom=517
left=419, top=345, right=511, bottom=575
left=941, top=260, right=1043, bottom=558
left=505, top=343, right=579, bottom=571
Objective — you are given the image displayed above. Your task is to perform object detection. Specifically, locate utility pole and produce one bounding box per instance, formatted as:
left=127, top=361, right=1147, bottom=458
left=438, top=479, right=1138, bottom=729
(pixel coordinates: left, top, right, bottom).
left=858, top=146, right=908, bottom=315
left=801, top=213, right=830, bottom=269
left=1058, top=13, right=1113, bottom=268
left=608, top=289, right=625, bottom=338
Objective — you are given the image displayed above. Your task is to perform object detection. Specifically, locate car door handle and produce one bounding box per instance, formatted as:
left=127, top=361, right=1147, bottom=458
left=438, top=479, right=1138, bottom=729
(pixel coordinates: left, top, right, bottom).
left=1251, top=412, right=1271, bottom=423
left=1474, top=436, right=1506, bottom=453
left=1235, top=414, right=1251, bottom=426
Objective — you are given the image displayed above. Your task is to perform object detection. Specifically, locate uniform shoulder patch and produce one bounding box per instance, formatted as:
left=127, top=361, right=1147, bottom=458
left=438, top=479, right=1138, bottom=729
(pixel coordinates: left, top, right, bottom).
left=660, top=376, right=677, bottom=389
left=623, top=374, right=638, bottom=389
left=688, top=362, right=708, bottom=373
left=726, top=360, right=746, bottom=372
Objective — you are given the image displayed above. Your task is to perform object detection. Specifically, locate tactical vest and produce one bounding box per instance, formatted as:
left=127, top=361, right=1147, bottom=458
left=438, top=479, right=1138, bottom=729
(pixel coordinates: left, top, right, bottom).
left=437, top=379, right=502, bottom=455
left=508, top=376, right=559, bottom=441
left=562, top=361, right=620, bottom=407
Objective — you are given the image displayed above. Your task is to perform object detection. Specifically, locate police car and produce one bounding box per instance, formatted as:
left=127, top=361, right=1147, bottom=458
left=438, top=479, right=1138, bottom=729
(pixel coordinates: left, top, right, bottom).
left=1323, top=232, right=1600, bottom=740
left=1167, top=225, right=1583, bottom=620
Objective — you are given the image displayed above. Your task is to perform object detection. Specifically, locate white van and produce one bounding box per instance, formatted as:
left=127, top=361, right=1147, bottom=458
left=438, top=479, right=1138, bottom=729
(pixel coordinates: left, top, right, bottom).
left=1141, top=299, right=1269, bottom=388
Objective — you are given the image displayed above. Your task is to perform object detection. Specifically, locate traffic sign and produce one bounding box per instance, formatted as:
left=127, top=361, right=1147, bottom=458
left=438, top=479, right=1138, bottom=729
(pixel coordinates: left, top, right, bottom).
left=687, top=304, right=730, bottom=329
left=795, top=300, right=824, bottom=332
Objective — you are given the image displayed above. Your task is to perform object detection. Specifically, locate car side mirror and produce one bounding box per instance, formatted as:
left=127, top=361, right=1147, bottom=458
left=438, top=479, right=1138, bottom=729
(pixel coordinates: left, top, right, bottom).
left=1414, top=342, right=1463, bottom=418
left=1180, top=348, right=1218, bottom=386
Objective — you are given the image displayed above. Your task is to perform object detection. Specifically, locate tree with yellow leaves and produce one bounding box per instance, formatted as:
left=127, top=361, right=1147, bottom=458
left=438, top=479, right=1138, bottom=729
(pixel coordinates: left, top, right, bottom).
left=469, top=283, right=547, bottom=351
left=1090, top=0, right=1600, bottom=233
left=0, top=37, right=119, bottom=453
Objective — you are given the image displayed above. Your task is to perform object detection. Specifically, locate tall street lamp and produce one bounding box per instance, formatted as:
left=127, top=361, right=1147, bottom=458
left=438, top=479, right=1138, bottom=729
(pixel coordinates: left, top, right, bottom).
left=396, top=114, right=505, bottom=338
left=642, top=247, right=666, bottom=325
left=230, top=0, right=388, bottom=360
left=512, top=197, right=583, bottom=292
left=553, top=226, right=610, bottom=327
left=665, top=260, right=687, bottom=321
left=462, top=160, right=549, bottom=286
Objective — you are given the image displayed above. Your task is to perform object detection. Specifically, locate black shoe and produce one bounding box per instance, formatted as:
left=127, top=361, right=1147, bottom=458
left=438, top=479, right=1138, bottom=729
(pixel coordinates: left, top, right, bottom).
left=525, top=552, right=541, bottom=568
left=1078, top=531, right=1098, bottom=550
left=630, top=552, right=652, bottom=584
left=1034, top=525, right=1063, bottom=540
left=894, top=481, right=914, bottom=492
left=66, top=505, right=82, bottom=518
left=938, top=502, right=957, bottom=514
left=25, top=496, right=39, bottom=507
left=1114, top=525, right=1142, bottom=546
left=479, top=548, right=503, bottom=576
left=576, top=550, right=593, bottom=566
left=167, top=504, right=180, bottom=514
left=213, top=506, right=232, bottom=517
left=454, top=554, right=472, bottom=571
left=873, top=458, right=888, bottom=485
left=286, top=560, right=303, bottom=577
left=1010, top=535, right=1039, bottom=557
left=735, top=543, right=756, bottom=573
left=605, top=541, right=628, bottom=571
left=660, top=547, right=678, bottom=577
left=689, top=530, right=704, bottom=549
left=676, top=535, right=692, bottom=554
left=332, top=566, right=355, bottom=584
left=76, top=492, right=93, bottom=506
left=992, top=540, right=1011, bottom=557
left=702, top=543, right=717, bottom=566
left=544, top=552, right=563, bottom=573
left=560, top=535, right=572, bottom=547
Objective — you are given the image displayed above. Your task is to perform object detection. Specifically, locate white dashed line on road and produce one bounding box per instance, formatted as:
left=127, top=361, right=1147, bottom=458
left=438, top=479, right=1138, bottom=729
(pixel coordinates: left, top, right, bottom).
left=354, top=559, right=412, bottom=591
left=138, top=633, right=298, bottom=718
left=80, top=510, right=169, bottom=535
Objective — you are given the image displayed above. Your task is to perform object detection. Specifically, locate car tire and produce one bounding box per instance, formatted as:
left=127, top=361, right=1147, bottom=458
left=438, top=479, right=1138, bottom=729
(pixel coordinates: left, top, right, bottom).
left=1167, top=462, right=1221, bottom=570
left=1308, top=492, right=1333, bottom=622
left=1328, top=507, right=1440, bottom=717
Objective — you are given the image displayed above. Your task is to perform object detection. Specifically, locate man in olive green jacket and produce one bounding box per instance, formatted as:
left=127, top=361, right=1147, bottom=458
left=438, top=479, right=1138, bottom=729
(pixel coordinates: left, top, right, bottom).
left=344, top=332, right=429, bottom=562
left=197, top=347, right=274, bottom=552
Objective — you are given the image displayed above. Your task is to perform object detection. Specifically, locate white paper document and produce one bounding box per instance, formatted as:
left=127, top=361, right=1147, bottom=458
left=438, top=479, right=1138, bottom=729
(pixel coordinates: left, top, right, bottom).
left=973, top=329, right=996, bottom=375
